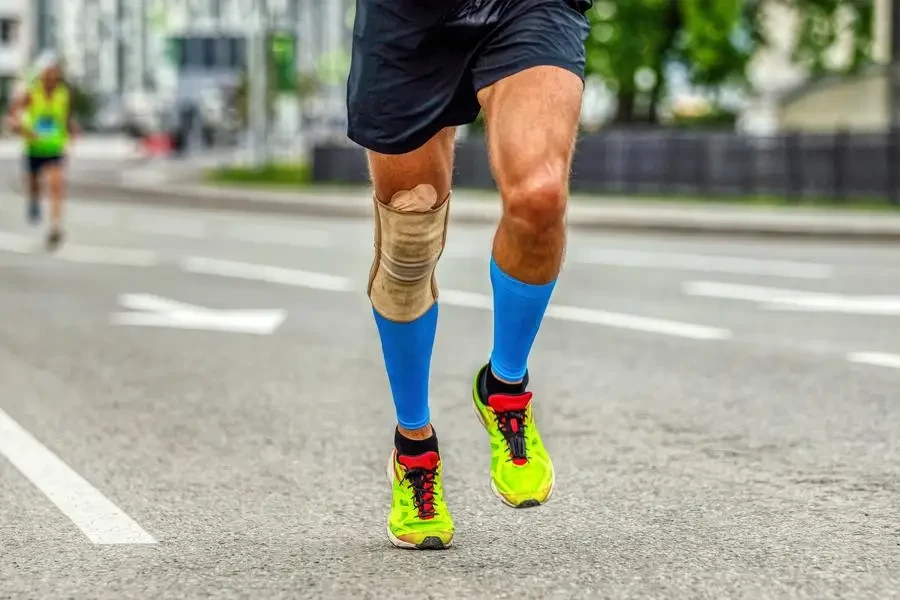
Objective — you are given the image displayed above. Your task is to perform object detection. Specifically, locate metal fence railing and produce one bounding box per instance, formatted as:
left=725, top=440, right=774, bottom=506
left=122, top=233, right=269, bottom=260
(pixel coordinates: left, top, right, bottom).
left=312, top=129, right=900, bottom=204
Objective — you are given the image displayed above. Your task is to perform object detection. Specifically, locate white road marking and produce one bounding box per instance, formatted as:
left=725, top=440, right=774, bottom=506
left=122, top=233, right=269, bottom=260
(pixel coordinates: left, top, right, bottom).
left=181, top=256, right=355, bottom=292
left=767, top=298, right=900, bottom=315
left=118, top=294, right=204, bottom=313
left=112, top=293, right=286, bottom=334
left=182, top=258, right=730, bottom=340
left=0, top=232, right=33, bottom=253
left=544, top=303, right=730, bottom=340
left=0, top=408, right=156, bottom=544
left=684, top=281, right=900, bottom=316
left=683, top=281, right=818, bottom=303
left=847, top=352, right=900, bottom=369
left=576, top=249, right=833, bottom=279
left=438, top=290, right=730, bottom=340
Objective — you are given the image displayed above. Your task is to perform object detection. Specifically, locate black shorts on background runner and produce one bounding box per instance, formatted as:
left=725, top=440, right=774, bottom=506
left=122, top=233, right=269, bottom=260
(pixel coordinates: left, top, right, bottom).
left=347, top=0, right=591, bottom=155
left=25, top=154, right=64, bottom=175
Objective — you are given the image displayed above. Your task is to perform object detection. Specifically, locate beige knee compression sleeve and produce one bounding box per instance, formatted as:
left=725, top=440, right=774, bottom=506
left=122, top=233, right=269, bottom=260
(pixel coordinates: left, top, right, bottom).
left=368, top=184, right=450, bottom=322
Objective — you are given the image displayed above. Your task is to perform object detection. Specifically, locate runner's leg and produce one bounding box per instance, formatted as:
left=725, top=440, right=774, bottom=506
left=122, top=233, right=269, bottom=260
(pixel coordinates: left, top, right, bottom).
left=468, top=0, right=589, bottom=508
left=44, top=158, right=65, bottom=249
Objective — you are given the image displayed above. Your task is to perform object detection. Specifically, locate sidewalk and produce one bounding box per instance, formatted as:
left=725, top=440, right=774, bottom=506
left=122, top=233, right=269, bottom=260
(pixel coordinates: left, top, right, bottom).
left=68, top=178, right=900, bottom=241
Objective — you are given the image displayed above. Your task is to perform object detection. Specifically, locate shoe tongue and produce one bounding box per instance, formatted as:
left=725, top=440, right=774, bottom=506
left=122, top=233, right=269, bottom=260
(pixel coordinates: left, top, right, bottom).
left=397, top=451, right=440, bottom=470
left=488, top=392, right=533, bottom=413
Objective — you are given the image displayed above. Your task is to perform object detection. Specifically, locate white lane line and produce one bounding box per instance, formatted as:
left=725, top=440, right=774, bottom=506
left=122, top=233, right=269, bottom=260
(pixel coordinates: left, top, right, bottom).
left=0, top=409, right=156, bottom=544
left=545, top=304, right=729, bottom=340
left=181, top=256, right=354, bottom=292
left=682, top=281, right=818, bottom=303
left=847, top=352, right=900, bottom=369
left=0, top=232, right=34, bottom=253
left=119, top=293, right=205, bottom=313
left=684, top=281, right=900, bottom=316
left=183, top=257, right=731, bottom=340
left=438, top=290, right=729, bottom=340
left=112, top=294, right=286, bottom=334
left=576, top=249, right=833, bottom=279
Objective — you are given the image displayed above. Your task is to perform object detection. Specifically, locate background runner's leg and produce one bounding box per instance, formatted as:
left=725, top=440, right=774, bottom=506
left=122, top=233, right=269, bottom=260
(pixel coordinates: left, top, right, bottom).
left=25, top=163, right=41, bottom=224
left=44, top=161, right=65, bottom=249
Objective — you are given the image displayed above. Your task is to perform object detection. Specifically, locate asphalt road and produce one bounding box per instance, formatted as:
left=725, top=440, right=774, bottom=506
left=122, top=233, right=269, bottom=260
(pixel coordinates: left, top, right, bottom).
left=0, top=191, right=899, bottom=599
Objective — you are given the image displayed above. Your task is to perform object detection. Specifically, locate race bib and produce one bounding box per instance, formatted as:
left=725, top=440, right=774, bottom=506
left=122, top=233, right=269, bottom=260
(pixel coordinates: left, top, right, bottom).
left=34, top=116, right=58, bottom=136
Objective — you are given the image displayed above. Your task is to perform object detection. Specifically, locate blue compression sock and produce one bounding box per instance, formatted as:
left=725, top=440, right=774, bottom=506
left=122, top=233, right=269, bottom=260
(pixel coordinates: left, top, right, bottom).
left=373, top=304, right=439, bottom=430
left=489, top=258, right=556, bottom=382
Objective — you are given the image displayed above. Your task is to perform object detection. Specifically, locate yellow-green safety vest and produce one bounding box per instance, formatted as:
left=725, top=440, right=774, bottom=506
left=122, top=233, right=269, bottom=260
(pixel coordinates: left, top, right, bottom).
left=23, top=82, right=70, bottom=157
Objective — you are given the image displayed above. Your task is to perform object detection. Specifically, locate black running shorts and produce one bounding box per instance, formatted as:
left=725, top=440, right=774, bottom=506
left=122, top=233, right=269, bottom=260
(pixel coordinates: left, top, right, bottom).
left=346, top=0, right=591, bottom=155
left=25, top=154, right=64, bottom=175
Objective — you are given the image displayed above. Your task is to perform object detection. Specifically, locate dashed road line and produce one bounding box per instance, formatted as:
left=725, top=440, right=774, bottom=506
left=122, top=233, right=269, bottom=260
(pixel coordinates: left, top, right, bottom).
left=183, top=256, right=731, bottom=340
left=181, top=256, right=355, bottom=292
left=847, top=352, right=900, bottom=369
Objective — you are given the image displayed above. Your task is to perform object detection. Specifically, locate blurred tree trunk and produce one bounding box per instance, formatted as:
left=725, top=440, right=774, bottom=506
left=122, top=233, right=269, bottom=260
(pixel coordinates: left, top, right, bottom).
left=614, top=91, right=636, bottom=123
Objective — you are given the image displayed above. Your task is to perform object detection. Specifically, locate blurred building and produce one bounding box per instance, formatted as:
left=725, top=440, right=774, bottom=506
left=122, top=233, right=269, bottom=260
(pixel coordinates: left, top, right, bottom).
left=0, top=0, right=27, bottom=108
left=742, top=0, right=891, bottom=134
left=22, top=0, right=353, bottom=139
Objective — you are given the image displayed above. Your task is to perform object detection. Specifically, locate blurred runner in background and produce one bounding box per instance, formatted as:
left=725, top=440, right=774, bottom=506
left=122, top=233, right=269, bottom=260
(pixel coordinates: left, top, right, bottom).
left=5, top=52, right=80, bottom=251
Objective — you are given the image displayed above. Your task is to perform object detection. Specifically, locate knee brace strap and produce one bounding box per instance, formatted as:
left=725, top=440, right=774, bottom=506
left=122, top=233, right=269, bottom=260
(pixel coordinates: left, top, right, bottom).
left=368, top=185, right=450, bottom=322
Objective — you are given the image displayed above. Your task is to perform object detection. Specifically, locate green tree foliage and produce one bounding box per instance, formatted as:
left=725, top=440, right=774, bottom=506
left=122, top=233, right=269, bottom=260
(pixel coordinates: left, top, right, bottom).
left=584, top=0, right=674, bottom=122
left=792, top=0, right=874, bottom=76
left=585, top=0, right=875, bottom=124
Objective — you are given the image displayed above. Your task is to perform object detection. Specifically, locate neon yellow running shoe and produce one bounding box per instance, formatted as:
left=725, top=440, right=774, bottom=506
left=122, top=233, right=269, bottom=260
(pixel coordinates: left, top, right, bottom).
left=472, top=365, right=555, bottom=508
left=386, top=449, right=454, bottom=549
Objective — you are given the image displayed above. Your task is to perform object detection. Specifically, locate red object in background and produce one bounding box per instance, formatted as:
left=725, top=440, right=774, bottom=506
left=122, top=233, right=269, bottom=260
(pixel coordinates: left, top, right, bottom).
left=140, top=133, right=173, bottom=157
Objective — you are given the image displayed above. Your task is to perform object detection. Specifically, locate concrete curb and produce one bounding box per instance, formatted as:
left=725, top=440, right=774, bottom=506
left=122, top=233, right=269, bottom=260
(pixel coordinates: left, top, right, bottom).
left=69, top=180, right=900, bottom=242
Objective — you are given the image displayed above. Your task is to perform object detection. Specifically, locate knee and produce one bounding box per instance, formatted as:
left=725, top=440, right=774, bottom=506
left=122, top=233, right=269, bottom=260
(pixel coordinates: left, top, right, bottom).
left=47, top=169, right=64, bottom=192
left=369, top=185, right=450, bottom=322
left=501, top=166, right=568, bottom=235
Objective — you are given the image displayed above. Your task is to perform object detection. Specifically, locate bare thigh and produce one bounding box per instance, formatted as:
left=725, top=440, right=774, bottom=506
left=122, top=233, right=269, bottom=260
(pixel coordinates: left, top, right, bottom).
left=367, top=127, right=456, bottom=203
left=475, top=66, right=584, bottom=283
left=476, top=66, right=583, bottom=207
left=44, top=163, right=65, bottom=199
